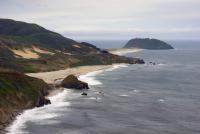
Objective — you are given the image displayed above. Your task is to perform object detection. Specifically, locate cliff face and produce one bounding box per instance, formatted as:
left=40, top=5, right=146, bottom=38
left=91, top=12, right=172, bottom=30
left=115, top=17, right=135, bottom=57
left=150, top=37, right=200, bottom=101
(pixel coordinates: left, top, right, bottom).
left=0, top=72, right=51, bottom=131
left=124, top=38, right=174, bottom=50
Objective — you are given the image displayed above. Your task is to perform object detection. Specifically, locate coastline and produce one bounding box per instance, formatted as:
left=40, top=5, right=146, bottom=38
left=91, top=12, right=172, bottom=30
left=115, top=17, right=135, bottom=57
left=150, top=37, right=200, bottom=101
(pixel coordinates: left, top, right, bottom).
left=5, top=51, right=138, bottom=133
left=4, top=47, right=143, bottom=133
left=1, top=65, right=112, bottom=133
left=5, top=64, right=115, bottom=133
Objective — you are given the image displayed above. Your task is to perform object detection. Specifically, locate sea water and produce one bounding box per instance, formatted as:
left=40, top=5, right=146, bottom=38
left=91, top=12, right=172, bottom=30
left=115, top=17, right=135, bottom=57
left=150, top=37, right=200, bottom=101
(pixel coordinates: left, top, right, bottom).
left=6, top=41, right=200, bottom=134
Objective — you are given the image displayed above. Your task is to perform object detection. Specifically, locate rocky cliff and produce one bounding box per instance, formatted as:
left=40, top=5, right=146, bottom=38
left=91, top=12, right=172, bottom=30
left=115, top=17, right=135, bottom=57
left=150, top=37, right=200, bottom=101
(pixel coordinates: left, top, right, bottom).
left=0, top=72, right=51, bottom=132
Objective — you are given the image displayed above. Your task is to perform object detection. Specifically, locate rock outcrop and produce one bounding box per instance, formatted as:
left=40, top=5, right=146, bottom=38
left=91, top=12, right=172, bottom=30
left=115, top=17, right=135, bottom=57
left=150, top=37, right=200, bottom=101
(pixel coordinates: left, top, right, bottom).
left=81, top=93, right=88, bottom=96
left=61, top=75, right=89, bottom=90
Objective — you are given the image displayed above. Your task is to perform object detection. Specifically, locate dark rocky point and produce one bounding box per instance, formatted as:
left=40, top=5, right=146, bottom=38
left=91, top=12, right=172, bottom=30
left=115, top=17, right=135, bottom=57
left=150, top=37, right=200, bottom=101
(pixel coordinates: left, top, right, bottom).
left=124, top=38, right=174, bottom=50
left=0, top=71, right=52, bottom=131
left=81, top=92, right=88, bottom=96
left=36, top=97, right=51, bottom=107
left=61, top=75, right=89, bottom=90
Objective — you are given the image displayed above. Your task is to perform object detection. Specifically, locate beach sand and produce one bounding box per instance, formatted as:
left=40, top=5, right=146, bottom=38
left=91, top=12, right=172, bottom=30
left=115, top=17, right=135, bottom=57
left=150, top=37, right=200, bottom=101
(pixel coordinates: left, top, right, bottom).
left=27, top=65, right=112, bottom=84
left=108, top=48, right=143, bottom=55
left=27, top=65, right=112, bottom=97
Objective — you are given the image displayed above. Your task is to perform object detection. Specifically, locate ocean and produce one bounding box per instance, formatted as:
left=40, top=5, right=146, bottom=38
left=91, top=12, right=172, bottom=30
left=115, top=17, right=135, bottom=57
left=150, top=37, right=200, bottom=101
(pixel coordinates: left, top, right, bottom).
left=6, top=41, right=200, bottom=134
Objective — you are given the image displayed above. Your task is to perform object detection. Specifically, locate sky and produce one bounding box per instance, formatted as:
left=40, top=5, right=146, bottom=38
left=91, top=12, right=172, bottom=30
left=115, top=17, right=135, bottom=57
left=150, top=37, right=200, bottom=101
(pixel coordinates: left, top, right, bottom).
left=0, top=0, right=200, bottom=41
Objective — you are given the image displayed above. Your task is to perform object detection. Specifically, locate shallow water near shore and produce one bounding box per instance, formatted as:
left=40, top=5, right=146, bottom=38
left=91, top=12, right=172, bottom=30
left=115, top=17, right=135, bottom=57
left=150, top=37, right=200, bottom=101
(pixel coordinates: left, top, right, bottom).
left=6, top=42, right=200, bottom=134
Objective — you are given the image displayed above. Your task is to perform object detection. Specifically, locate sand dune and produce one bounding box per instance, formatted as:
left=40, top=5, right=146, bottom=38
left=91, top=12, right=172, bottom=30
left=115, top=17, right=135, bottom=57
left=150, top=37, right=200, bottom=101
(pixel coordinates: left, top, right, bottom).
left=73, top=44, right=81, bottom=48
left=32, top=47, right=55, bottom=55
left=10, top=47, right=55, bottom=59
left=11, top=48, right=40, bottom=59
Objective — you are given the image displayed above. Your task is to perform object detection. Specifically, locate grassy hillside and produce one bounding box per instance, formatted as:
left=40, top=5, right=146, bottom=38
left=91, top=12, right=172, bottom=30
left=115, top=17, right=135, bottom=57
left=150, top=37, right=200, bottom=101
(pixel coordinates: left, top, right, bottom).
left=0, top=19, right=144, bottom=73
left=0, top=19, right=98, bottom=55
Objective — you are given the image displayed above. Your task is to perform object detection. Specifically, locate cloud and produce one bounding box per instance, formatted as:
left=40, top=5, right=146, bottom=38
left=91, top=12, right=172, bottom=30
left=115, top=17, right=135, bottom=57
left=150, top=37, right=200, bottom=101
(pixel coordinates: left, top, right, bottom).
left=0, top=0, right=200, bottom=40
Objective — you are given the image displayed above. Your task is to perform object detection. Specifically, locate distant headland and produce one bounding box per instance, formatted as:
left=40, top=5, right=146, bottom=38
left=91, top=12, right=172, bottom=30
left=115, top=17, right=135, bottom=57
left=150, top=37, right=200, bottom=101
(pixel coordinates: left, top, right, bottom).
left=123, top=38, right=174, bottom=50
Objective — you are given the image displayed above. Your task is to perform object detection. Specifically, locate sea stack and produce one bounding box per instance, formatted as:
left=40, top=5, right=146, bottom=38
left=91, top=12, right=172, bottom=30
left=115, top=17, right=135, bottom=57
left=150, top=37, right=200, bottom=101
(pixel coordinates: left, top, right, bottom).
left=61, top=75, right=89, bottom=90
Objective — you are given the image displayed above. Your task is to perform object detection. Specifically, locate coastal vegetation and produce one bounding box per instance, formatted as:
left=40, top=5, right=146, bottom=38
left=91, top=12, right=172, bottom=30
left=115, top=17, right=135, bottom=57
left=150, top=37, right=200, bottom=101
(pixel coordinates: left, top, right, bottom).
left=0, top=19, right=144, bottom=73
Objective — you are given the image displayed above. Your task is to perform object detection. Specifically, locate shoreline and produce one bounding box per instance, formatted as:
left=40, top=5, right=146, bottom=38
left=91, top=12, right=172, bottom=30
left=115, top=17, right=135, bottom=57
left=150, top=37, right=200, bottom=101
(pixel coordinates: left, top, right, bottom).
left=5, top=64, right=115, bottom=133
left=27, top=65, right=113, bottom=84
left=4, top=53, right=141, bottom=133
left=108, top=48, right=143, bottom=55
left=27, top=65, right=113, bottom=97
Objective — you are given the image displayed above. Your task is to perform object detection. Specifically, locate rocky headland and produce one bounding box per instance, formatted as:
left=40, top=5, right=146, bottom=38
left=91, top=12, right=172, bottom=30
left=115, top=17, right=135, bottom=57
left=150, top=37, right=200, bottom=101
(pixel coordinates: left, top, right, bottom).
left=124, top=38, right=174, bottom=50
left=0, top=71, right=52, bottom=132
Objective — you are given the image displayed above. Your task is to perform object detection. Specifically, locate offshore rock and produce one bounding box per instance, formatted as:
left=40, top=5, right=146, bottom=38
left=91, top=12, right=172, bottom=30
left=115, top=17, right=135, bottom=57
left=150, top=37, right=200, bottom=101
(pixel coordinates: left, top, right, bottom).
left=61, top=75, right=89, bottom=90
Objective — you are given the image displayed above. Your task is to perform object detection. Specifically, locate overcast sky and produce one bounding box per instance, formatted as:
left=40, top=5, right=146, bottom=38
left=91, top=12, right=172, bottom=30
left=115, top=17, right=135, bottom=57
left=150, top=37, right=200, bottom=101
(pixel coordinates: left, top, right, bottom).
left=0, top=0, right=200, bottom=40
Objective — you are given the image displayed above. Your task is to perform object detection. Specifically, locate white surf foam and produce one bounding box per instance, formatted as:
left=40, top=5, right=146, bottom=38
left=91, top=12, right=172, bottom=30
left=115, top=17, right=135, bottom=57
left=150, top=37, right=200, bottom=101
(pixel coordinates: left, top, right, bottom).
left=105, top=64, right=128, bottom=71
left=84, top=97, right=102, bottom=100
left=79, top=64, right=129, bottom=86
left=79, top=70, right=104, bottom=86
left=133, top=90, right=140, bottom=93
left=119, top=94, right=129, bottom=97
left=6, top=90, right=71, bottom=134
left=158, top=99, right=165, bottom=102
left=157, top=63, right=165, bottom=66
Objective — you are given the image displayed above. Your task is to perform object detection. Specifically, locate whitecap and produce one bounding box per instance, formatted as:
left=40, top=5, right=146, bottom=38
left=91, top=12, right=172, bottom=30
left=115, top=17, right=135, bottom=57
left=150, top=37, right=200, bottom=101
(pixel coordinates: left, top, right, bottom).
left=158, top=63, right=165, bottom=66
left=36, top=120, right=60, bottom=125
left=83, top=97, right=102, bottom=100
left=133, top=90, right=140, bottom=93
left=119, top=94, right=129, bottom=97
left=158, top=99, right=165, bottom=102
left=106, top=64, right=128, bottom=71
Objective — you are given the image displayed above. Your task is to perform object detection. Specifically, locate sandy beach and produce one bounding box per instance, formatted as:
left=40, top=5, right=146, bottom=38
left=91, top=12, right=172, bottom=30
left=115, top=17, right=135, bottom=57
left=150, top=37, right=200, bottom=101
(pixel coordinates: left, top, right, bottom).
left=108, top=48, right=143, bottom=55
left=27, top=65, right=112, bottom=84
left=27, top=65, right=113, bottom=97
